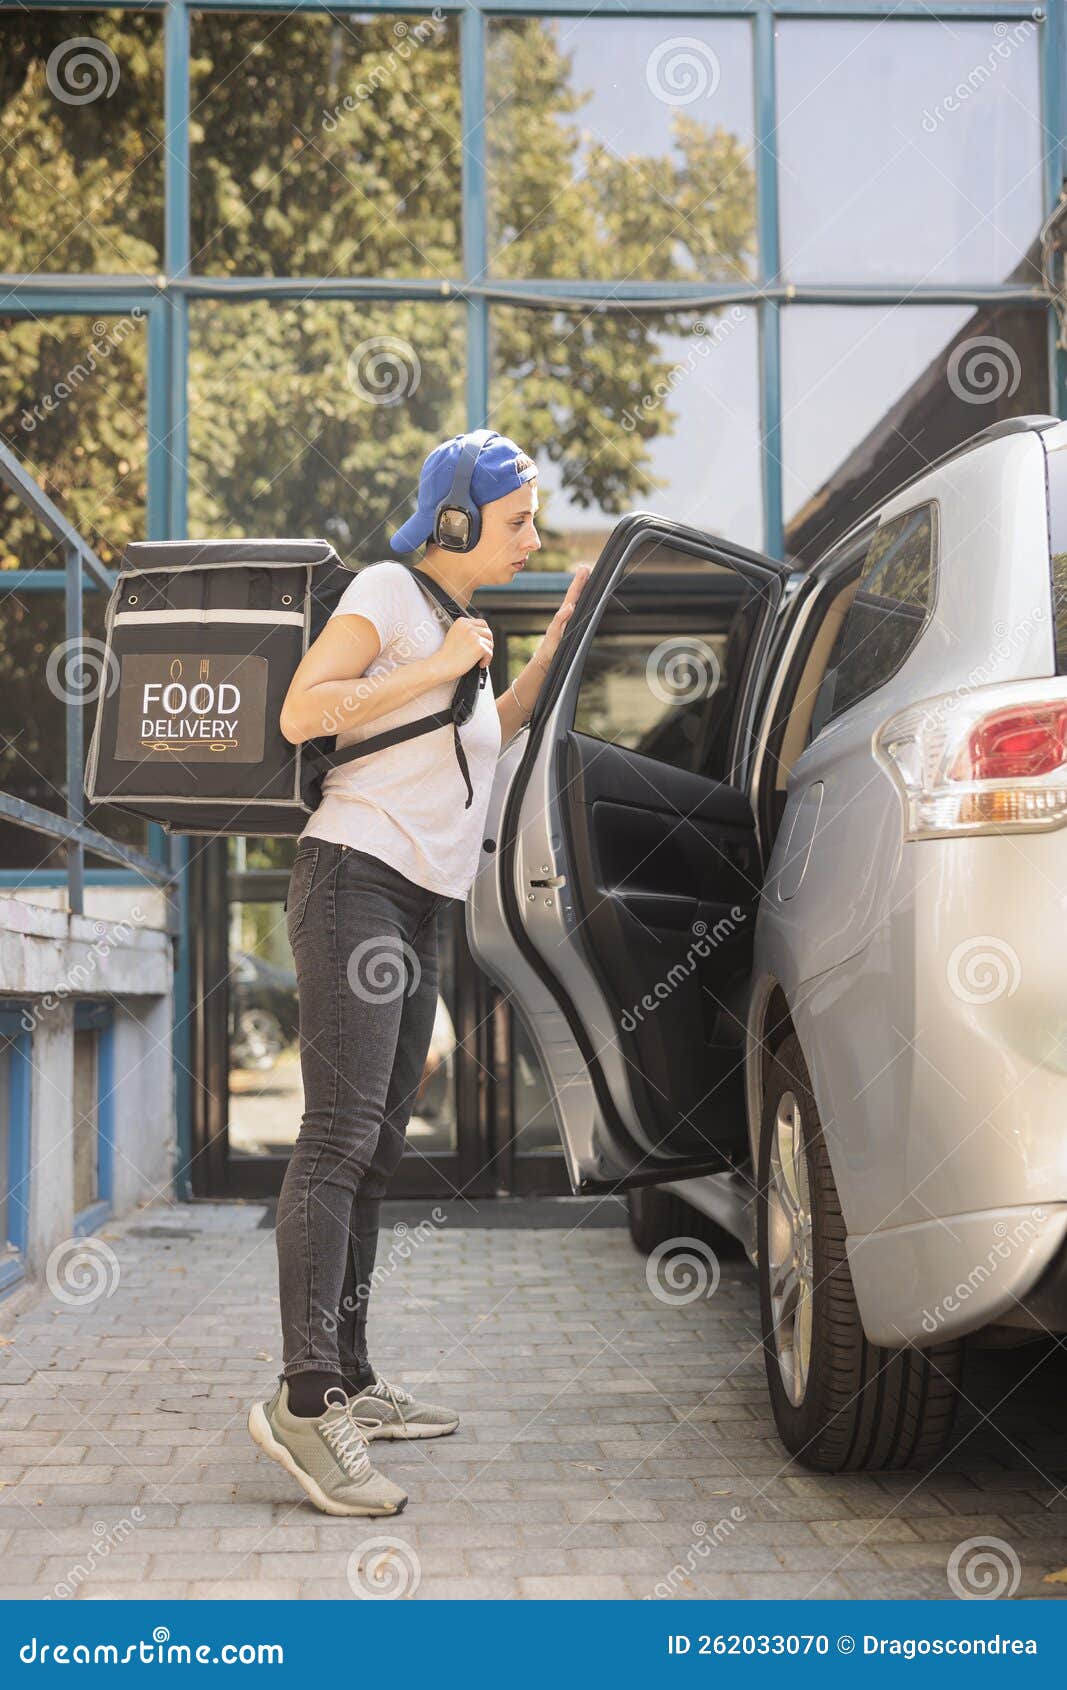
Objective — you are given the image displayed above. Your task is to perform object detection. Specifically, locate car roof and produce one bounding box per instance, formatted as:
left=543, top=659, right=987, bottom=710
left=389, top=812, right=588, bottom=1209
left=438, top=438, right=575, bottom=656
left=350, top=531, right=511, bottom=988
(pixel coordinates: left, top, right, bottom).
left=808, top=414, right=1061, bottom=573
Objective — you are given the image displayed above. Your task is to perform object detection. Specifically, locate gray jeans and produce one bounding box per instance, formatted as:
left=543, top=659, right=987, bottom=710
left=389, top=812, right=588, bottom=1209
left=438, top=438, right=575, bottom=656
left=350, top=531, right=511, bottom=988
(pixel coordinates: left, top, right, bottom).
left=275, top=839, right=447, bottom=1387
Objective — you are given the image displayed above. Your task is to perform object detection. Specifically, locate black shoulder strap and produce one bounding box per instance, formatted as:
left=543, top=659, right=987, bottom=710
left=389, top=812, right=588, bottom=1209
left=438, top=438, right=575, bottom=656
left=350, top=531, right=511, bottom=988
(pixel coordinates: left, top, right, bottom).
left=320, top=566, right=485, bottom=807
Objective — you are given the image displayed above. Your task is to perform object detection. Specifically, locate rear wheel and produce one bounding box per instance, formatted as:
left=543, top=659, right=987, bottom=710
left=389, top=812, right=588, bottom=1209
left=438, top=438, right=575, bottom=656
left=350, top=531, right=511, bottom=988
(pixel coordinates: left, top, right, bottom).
left=757, top=1033, right=962, bottom=1472
left=627, top=1184, right=740, bottom=1257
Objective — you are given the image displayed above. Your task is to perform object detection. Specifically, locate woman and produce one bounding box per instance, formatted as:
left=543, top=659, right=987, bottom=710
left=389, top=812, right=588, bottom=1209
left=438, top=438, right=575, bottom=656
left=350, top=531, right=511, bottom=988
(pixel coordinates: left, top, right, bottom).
left=247, top=431, right=589, bottom=1517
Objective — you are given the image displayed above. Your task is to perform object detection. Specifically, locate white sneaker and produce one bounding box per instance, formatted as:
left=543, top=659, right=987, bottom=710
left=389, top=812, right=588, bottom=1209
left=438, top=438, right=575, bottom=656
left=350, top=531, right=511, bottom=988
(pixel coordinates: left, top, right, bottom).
left=348, top=1376, right=460, bottom=1440
left=247, top=1380, right=408, bottom=1515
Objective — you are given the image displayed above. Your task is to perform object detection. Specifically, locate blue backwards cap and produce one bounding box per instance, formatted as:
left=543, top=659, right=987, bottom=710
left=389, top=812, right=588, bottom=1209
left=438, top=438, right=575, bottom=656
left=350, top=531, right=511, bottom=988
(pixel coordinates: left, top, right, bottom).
left=389, top=431, right=537, bottom=555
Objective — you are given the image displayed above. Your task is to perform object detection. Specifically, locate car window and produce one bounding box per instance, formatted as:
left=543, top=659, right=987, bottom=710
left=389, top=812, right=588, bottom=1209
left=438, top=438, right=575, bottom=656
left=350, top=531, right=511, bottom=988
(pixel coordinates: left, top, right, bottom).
left=813, top=503, right=937, bottom=730
left=572, top=540, right=770, bottom=782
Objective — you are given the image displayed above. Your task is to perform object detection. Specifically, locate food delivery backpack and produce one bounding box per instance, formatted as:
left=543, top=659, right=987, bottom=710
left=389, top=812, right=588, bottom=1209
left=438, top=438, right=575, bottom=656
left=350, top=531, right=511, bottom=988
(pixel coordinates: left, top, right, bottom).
left=84, top=537, right=487, bottom=836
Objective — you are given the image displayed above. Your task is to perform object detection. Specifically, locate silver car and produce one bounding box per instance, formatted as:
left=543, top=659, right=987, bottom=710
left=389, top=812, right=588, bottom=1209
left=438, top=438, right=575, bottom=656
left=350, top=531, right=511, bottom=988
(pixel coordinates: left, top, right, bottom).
left=469, top=414, right=1067, bottom=1473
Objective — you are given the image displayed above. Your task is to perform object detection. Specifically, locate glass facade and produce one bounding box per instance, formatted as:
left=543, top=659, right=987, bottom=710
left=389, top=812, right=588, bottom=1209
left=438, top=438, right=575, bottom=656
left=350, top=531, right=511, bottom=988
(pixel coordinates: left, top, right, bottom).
left=2, top=2, right=1058, bottom=586
left=1, top=0, right=1063, bottom=1191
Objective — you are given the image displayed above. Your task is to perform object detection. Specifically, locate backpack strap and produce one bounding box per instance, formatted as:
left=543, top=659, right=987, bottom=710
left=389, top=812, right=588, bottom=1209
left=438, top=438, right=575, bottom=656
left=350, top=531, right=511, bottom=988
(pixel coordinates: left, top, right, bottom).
left=319, top=567, right=486, bottom=808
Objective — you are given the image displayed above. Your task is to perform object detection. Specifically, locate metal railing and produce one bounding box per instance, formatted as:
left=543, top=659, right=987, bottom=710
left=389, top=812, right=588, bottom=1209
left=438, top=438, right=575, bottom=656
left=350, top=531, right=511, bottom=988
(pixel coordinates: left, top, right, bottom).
left=0, top=440, right=182, bottom=927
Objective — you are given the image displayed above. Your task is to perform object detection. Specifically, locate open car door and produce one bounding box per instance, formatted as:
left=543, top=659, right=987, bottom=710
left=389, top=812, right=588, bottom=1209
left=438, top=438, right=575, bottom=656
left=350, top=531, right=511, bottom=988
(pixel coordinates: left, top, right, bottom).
left=468, top=514, right=788, bottom=1193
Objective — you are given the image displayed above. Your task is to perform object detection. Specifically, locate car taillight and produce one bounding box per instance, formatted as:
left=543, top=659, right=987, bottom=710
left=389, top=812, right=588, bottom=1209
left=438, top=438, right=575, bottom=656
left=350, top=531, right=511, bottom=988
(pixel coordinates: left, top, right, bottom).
left=956, top=704, right=1067, bottom=781
left=875, top=680, right=1067, bottom=839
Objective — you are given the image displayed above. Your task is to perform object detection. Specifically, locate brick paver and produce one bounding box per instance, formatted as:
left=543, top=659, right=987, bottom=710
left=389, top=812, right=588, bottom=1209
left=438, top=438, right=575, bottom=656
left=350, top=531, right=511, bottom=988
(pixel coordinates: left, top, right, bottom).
left=2, top=1199, right=1067, bottom=1601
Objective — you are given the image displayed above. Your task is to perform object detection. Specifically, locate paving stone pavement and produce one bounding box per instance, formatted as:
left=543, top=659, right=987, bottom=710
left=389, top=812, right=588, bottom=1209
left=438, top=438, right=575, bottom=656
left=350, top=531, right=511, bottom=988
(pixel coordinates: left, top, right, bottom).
left=2, top=1199, right=1067, bottom=1601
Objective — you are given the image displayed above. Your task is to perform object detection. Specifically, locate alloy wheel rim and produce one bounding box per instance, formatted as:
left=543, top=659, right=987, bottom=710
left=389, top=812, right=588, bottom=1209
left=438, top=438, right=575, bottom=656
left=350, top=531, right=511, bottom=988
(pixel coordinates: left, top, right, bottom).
left=766, top=1089, right=813, bottom=1407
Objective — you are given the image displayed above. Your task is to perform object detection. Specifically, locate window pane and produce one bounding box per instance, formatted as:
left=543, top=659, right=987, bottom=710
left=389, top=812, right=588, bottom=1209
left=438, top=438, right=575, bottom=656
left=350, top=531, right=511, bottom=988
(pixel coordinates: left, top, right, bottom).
left=0, top=10, right=164, bottom=274
left=506, top=634, right=543, bottom=683
left=1, top=313, right=148, bottom=573
left=0, top=310, right=147, bottom=864
left=0, top=588, right=147, bottom=870
left=0, top=1041, right=11, bottom=1255
left=776, top=19, right=1043, bottom=285
left=824, top=505, right=937, bottom=725
left=227, top=900, right=302, bottom=1158
left=491, top=305, right=762, bottom=569
left=487, top=17, right=756, bottom=282
left=573, top=542, right=765, bottom=781
left=188, top=299, right=465, bottom=559
left=72, top=1027, right=98, bottom=1213
left=227, top=898, right=459, bottom=1158
left=228, top=838, right=298, bottom=874
left=573, top=626, right=735, bottom=775
left=190, top=11, right=461, bottom=278
left=782, top=304, right=1050, bottom=565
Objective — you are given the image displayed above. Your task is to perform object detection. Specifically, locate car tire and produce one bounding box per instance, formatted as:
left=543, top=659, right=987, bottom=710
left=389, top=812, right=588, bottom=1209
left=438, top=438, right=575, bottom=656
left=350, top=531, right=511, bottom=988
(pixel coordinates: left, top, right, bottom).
left=757, top=1032, right=962, bottom=1472
left=627, top=1185, right=741, bottom=1258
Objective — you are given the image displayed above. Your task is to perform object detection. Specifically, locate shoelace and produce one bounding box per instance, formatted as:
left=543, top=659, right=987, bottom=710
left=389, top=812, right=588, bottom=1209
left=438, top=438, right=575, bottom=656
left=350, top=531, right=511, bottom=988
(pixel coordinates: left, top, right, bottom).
left=319, top=1393, right=378, bottom=1479
left=367, top=1376, right=414, bottom=1426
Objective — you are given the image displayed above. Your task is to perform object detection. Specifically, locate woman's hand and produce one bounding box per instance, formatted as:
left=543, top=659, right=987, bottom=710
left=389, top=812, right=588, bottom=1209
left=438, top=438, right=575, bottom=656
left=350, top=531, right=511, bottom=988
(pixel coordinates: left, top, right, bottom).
left=535, top=564, right=592, bottom=672
left=436, top=616, right=495, bottom=681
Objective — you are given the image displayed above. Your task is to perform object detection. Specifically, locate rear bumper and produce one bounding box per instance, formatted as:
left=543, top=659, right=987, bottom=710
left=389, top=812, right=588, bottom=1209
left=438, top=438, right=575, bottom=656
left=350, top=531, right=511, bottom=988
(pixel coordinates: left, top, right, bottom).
left=847, top=1202, right=1067, bottom=1346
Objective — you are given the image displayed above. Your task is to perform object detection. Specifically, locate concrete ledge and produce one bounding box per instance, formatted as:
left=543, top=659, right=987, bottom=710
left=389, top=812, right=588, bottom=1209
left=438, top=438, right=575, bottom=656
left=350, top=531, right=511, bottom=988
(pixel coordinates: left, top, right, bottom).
left=0, top=892, right=178, bottom=1281
left=0, top=895, right=171, bottom=1000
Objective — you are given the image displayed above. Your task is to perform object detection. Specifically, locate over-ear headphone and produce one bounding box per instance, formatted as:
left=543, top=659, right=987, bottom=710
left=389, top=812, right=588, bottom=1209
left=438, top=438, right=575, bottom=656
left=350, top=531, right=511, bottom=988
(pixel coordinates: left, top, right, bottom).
left=432, top=429, right=495, bottom=553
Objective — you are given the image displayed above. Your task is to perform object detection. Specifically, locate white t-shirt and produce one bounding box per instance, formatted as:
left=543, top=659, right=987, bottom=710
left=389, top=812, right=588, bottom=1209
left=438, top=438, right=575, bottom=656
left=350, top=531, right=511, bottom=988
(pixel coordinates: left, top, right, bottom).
left=301, top=560, right=502, bottom=900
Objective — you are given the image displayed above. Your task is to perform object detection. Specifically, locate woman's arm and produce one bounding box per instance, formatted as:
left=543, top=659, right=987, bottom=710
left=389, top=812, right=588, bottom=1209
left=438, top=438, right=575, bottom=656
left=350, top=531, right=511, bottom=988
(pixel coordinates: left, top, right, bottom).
left=497, top=565, right=592, bottom=748
left=497, top=648, right=551, bottom=748
left=280, top=614, right=493, bottom=745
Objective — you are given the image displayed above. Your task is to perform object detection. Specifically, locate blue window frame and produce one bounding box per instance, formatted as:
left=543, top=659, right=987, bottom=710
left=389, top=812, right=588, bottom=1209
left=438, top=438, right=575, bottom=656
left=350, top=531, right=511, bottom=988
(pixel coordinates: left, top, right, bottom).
left=0, top=1006, right=32, bottom=1295
left=71, top=1001, right=116, bottom=1238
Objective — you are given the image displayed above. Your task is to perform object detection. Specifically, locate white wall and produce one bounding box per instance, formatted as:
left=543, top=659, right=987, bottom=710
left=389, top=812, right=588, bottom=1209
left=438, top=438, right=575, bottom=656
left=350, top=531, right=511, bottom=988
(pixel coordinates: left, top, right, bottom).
left=0, top=895, right=176, bottom=1293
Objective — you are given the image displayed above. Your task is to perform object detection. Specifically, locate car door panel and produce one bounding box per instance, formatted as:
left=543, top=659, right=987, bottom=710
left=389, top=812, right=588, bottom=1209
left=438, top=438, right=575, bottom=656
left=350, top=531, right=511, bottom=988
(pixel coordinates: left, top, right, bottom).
left=561, top=731, right=759, bottom=1164
left=468, top=514, right=787, bottom=1192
